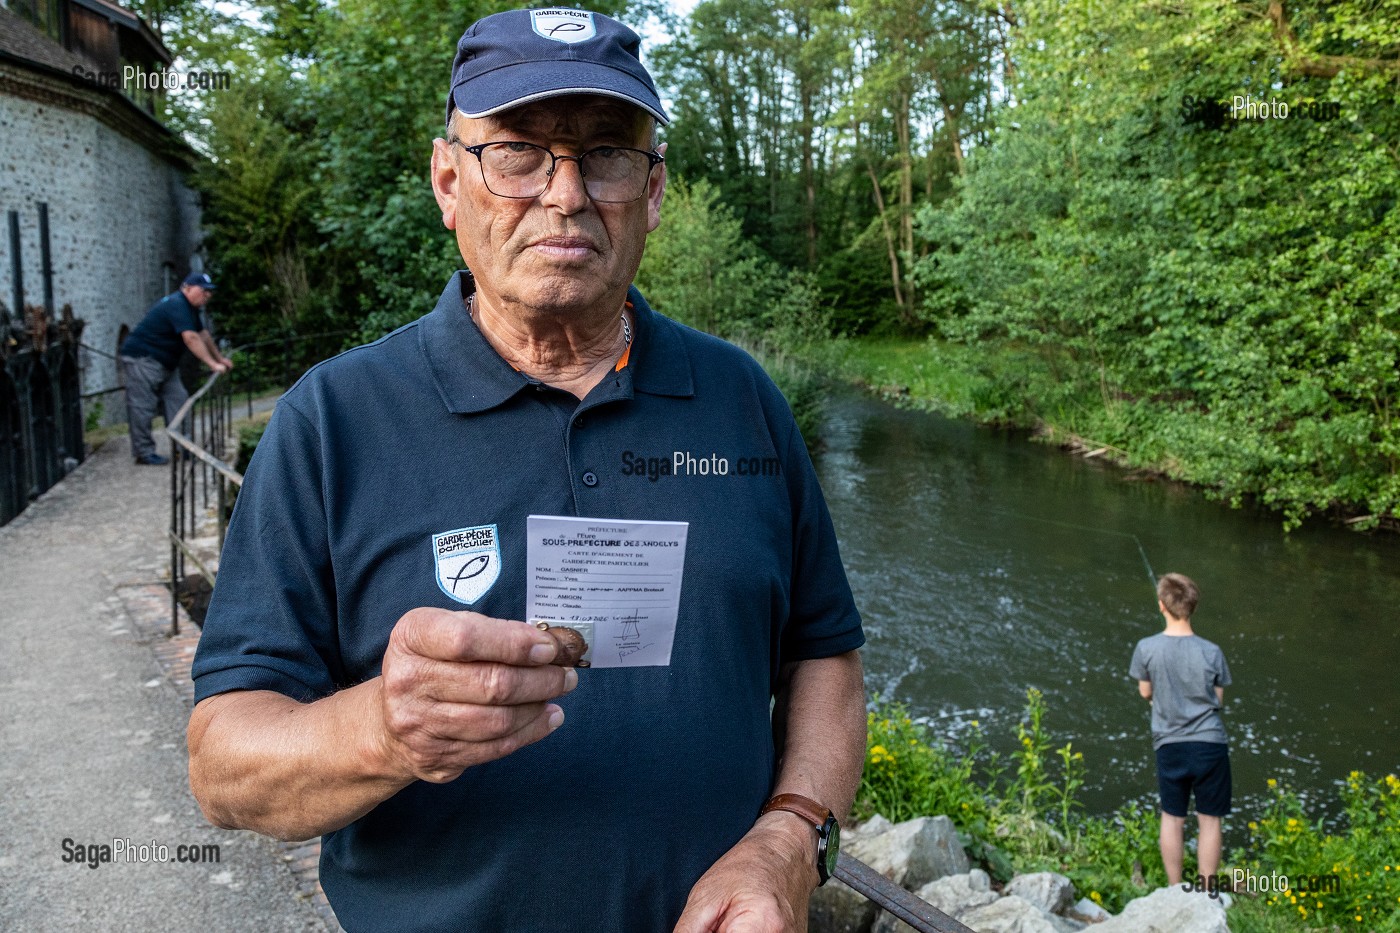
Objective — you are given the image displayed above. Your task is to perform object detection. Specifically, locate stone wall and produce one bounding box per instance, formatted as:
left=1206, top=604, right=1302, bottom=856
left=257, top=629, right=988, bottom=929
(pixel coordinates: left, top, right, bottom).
left=0, top=64, right=200, bottom=421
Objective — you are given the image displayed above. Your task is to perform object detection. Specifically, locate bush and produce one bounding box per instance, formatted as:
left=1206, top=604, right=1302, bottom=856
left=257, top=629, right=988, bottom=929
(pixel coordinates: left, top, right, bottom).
left=1246, top=773, right=1400, bottom=929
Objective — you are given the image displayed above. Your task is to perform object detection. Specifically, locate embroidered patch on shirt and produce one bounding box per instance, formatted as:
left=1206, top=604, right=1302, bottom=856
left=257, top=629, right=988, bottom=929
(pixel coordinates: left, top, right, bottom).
left=433, top=524, right=501, bottom=605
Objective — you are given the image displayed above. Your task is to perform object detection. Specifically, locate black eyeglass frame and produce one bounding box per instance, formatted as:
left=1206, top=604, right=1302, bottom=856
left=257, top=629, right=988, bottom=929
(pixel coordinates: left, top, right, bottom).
left=449, top=139, right=665, bottom=203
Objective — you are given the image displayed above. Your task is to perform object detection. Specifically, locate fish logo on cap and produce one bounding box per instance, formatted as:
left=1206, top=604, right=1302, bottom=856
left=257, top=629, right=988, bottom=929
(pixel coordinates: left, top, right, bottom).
left=531, top=8, right=597, bottom=44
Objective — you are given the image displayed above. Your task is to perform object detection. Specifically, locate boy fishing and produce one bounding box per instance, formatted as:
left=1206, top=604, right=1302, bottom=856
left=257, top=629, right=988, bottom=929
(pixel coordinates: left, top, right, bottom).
left=1130, top=572, right=1233, bottom=890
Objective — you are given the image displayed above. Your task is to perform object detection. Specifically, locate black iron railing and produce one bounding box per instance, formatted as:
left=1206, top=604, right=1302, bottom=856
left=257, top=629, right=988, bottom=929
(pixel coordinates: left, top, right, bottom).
left=165, top=370, right=238, bottom=635
left=0, top=306, right=87, bottom=526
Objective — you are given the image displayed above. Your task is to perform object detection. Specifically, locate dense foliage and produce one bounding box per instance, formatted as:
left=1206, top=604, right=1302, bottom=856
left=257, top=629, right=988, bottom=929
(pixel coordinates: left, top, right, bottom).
left=657, top=0, right=1399, bottom=529
left=915, top=0, right=1400, bottom=530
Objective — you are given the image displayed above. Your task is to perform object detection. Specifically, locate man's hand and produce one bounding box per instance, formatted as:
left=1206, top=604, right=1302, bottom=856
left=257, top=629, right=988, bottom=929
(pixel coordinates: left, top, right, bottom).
left=673, top=812, right=817, bottom=933
left=189, top=607, right=576, bottom=840
left=375, top=607, right=577, bottom=784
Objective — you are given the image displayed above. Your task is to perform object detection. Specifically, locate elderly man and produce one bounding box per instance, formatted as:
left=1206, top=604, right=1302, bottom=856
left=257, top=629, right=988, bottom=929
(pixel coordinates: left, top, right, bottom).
left=119, top=271, right=232, bottom=465
left=188, top=8, right=865, bottom=931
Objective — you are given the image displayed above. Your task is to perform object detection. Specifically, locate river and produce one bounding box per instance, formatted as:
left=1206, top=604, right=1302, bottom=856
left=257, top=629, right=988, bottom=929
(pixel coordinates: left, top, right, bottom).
left=815, top=390, right=1400, bottom=829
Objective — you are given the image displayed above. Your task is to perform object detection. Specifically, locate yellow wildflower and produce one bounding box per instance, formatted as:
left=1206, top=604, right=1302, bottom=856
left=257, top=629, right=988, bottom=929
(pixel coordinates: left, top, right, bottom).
left=1268, top=778, right=1278, bottom=788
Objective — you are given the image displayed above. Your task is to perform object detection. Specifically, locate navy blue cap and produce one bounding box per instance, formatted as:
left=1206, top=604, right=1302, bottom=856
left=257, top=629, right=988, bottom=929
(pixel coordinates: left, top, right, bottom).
left=447, top=8, right=667, bottom=129
left=182, top=272, right=216, bottom=290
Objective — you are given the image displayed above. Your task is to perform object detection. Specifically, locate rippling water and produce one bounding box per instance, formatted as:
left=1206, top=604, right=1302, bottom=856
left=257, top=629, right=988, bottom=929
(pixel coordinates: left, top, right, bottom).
left=815, top=390, right=1400, bottom=827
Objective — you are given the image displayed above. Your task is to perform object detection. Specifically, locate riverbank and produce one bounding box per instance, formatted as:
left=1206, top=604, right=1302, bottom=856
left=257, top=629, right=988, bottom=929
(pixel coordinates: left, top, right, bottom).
left=809, top=336, right=1398, bottom=535
left=860, top=696, right=1400, bottom=932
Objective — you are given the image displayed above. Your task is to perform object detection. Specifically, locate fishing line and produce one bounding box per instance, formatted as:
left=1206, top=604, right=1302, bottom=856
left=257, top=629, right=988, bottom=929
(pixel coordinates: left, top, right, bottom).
left=987, top=508, right=1158, bottom=590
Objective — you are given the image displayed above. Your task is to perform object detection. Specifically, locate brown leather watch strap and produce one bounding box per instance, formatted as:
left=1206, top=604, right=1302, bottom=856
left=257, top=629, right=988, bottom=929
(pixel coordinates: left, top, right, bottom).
left=760, top=793, right=832, bottom=826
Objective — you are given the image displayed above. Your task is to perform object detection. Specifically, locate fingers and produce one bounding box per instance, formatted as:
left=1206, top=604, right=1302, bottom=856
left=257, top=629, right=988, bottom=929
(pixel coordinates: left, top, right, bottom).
left=395, top=607, right=559, bottom=665
left=406, top=655, right=578, bottom=706
left=389, top=699, right=567, bottom=784
left=378, top=607, right=581, bottom=782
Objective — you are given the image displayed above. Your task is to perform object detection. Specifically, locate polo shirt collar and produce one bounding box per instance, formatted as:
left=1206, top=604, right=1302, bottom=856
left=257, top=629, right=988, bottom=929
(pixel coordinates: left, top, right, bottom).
left=420, top=272, right=695, bottom=415
left=625, top=285, right=695, bottom=399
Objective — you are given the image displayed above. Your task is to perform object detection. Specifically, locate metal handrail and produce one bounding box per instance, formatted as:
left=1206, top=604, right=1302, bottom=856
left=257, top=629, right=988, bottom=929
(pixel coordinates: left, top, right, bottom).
left=163, top=330, right=355, bottom=634
left=835, top=853, right=975, bottom=933
left=166, top=370, right=238, bottom=635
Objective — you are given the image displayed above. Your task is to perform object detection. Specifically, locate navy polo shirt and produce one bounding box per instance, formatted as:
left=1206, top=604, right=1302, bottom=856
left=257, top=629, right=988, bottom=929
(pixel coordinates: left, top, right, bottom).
left=120, top=291, right=202, bottom=369
left=193, top=272, right=864, bottom=933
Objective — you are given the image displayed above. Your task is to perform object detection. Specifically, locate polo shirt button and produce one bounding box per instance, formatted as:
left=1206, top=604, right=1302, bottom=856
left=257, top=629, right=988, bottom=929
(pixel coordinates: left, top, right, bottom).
left=573, top=416, right=585, bottom=429
left=582, top=471, right=598, bottom=487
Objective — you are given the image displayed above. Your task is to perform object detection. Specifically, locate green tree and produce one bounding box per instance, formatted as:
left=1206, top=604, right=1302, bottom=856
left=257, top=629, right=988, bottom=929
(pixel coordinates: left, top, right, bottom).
left=635, top=178, right=822, bottom=340
left=916, top=0, right=1400, bottom=527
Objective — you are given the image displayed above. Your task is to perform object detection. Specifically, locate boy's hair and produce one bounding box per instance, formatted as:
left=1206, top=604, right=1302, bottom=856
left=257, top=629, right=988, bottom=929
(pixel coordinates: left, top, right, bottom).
left=1157, top=572, right=1199, bottom=620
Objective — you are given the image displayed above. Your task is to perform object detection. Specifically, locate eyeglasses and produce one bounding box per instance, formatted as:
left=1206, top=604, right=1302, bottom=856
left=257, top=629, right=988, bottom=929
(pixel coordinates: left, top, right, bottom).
left=450, top=140, right=664, bottom=203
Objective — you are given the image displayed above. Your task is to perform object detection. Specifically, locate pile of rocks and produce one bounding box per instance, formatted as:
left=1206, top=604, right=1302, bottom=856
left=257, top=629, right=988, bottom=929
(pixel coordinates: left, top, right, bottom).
left=810, top=815, right=1231, bottom=933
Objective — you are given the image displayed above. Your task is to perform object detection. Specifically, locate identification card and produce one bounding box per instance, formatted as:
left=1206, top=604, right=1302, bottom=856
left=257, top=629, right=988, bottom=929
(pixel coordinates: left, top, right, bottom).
left=526, top=515, right=688, bottom=668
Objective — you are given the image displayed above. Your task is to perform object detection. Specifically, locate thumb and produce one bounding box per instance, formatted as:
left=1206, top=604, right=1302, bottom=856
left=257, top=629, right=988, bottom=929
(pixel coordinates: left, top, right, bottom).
left=673, top=898, right=723, bottom=933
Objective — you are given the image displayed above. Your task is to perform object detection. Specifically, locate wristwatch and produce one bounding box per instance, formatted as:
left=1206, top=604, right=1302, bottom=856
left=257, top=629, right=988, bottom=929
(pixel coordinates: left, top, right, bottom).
left=759, top=793, right=840, bottom=885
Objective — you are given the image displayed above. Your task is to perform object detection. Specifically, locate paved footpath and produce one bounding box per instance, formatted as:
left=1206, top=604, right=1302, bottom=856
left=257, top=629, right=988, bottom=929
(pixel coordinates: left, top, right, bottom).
left=0, top=431, right=335, bottom=932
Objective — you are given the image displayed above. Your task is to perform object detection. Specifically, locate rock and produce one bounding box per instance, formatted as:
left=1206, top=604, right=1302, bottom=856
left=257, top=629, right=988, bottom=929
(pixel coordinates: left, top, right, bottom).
left=916, top=869, right=998, bottom=918
left=959, top=894, right=1060, bottom=933
left=812, top=815, right=969, bottom=933
left=1092, top=886, right=1229, bottom=933
left=1005, top=873, right=1076, bottom=916
left=871, top=870, right=998, bottom=933
left=810, top=877, right=879, bottom=933
left=849, top=814, right=896, bottom=841
left=845, top=815, right=970, bottom=890
left=1067, top=898, right=1111, bottom=923
left=1047, top=913, right=1088, bottom=933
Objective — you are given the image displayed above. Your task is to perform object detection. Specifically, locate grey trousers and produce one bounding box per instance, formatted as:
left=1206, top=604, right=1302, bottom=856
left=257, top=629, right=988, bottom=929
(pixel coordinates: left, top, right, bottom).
left=121, top=355, right=187, bottom=460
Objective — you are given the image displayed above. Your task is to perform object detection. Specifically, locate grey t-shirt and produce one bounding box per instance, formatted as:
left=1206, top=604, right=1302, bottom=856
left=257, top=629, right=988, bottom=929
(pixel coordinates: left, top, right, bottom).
left=1129, top=633, right=1231, bottom=749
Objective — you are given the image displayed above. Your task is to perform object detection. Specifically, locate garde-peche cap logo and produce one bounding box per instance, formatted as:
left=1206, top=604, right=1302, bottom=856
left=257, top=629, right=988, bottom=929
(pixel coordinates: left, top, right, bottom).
left=531, top=8, right=597, bottom=44
left=433, top=524, right=500, bottom=605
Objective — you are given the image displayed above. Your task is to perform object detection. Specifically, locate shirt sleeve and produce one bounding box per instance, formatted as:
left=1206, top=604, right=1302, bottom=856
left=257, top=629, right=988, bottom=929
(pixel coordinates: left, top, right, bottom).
left=191, top=399, right=342, bottom=703
left=1129, top=640, right=1149, bottom=680
left=172, top=298, right=201, bottom=335
left=777, top=412, right=864, bottom=664
left=1214, top=647, right=1232, bottom=687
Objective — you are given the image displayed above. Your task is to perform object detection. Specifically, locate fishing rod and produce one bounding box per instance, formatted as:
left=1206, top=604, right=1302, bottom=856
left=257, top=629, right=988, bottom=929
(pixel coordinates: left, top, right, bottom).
left=987, top=508, right=1158, bottom=590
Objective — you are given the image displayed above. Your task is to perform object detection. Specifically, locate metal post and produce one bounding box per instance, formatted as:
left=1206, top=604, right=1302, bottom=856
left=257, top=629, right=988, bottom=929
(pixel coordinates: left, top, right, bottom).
left=169, top=447, right=179, bottom=636
left=8, top=211, right=22, bottom=319
left=38, top=203, right=53, bottom=316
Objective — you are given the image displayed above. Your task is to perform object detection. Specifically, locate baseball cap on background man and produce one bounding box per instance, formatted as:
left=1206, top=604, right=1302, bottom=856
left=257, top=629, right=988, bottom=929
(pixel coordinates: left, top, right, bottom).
left=446, top=7, right=668, bottom=128
left=182, top=272, right=216, bottom=290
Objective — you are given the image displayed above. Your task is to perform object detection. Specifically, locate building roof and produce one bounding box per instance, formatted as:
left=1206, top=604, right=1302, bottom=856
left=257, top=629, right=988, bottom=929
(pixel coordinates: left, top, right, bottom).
left=0, top=6, right=93, bottom=75
left=69, top=0, right=173, bottom=66
left=0, top=4, right=195, bottom=168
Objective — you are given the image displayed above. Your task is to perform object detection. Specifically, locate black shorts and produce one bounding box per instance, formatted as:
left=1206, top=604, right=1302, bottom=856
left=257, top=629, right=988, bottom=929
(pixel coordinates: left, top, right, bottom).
left=1156, top=741, right=1232, bottom=817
